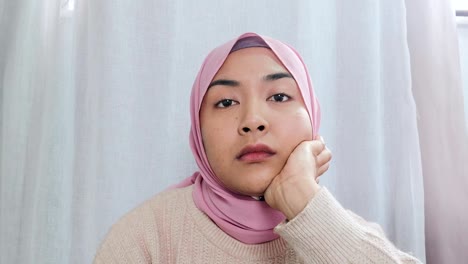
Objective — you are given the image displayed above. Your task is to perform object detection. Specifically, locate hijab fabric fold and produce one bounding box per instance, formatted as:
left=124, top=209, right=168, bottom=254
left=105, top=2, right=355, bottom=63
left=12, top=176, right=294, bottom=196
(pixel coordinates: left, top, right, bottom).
left=175, top=32, right=321, bottom=244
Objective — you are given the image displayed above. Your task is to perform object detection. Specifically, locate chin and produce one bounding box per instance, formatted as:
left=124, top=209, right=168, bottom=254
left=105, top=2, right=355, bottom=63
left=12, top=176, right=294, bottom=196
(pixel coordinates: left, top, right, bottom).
left=236, top=174, right=276, bottom=196
left=216, top=166, right=281, bottom=196
left=240, top=188, right=267, bottom=197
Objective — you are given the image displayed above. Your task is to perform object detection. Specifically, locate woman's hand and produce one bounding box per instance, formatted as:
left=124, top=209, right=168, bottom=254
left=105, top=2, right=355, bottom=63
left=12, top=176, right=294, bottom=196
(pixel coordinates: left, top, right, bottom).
left=264, top=136, right=331, bottom=220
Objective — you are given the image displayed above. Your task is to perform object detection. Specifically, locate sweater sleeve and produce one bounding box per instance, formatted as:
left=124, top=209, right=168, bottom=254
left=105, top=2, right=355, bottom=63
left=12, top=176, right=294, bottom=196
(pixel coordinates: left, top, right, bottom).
left=274, top=188, right=422, bottom=264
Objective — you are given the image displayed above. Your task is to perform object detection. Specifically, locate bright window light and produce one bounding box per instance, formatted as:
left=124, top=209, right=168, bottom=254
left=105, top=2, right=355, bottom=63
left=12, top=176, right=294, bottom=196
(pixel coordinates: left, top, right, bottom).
left=60, top=0, right=75, bottom=17
left=453, top=0, right=468, bottom=11
left=66, top=0, right=75, bottom=11
left=453, top=0, right=468, bottom=24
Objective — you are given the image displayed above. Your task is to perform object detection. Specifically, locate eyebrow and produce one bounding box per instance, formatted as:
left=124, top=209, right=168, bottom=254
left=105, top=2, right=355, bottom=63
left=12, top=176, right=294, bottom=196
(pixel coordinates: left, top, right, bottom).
left=208, top=79, right=240, bottom=89
left=208, top=72, right=294, bottom=89
left=263, top=72, right=294, bottom=81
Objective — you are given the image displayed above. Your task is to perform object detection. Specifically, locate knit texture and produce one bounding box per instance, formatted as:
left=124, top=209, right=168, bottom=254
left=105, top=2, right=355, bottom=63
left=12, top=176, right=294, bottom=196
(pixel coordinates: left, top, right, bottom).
left=94, top=186, right=421, bottom=264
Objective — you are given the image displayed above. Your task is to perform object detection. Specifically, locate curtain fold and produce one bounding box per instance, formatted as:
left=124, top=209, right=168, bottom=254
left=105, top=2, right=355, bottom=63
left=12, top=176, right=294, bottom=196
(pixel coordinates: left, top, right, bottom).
left=405, top=0, right=468, bottom=263
left=1, top=0, right=463, bottom=263
left=1, top=1, right=77, bottom=262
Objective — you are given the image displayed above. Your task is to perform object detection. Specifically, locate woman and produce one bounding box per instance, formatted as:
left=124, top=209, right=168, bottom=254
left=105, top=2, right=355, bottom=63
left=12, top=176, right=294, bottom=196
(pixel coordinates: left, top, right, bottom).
left=94, top=32, right=422, bottom=263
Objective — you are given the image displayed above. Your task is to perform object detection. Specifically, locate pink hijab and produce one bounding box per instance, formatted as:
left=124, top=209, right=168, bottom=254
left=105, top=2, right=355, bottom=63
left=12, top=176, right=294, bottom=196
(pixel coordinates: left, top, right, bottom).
left=175, top=32, right=321, bottom=244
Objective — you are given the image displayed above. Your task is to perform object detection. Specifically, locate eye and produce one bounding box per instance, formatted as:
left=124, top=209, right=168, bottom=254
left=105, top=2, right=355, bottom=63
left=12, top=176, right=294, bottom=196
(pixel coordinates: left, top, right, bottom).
left=215, top=99, right=239, bottom=108
left=268, top=93, right=291, bottom=102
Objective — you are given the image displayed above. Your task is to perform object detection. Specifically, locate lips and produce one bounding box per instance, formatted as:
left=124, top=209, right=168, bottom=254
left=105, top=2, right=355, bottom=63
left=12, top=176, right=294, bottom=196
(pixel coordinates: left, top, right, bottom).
left=236, top=144, right=276, bottom=163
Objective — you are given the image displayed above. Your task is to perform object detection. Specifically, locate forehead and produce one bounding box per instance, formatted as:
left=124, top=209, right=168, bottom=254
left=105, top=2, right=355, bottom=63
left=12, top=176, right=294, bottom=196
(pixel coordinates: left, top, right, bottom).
left=213, top=47, right=289, bottom=78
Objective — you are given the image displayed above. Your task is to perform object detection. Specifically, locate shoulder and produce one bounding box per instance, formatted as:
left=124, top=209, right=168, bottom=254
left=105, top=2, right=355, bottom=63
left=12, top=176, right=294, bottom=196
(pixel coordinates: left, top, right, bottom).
left=114, top=186, right=191, bottom=230
left=94, top=186, right=193, bottom=263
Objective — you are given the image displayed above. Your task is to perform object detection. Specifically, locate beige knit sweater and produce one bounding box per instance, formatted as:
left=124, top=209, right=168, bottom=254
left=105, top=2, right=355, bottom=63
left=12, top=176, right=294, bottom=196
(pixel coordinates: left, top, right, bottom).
left=94, top=186, right=421, bottom=263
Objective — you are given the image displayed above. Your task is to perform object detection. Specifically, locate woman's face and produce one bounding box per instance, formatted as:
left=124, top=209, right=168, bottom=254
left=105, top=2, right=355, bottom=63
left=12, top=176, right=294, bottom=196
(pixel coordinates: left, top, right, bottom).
left=200, top=47, right=313, bottom=196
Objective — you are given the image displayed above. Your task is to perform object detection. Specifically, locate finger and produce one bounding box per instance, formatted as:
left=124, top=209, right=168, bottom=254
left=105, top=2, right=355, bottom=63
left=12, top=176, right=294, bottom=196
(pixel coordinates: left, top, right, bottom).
left=316, top=147, right=332, bottom=166
left=314, top=134, right=326, bottom=143
left=310, top=139, right=326, bottom=156
left=317, top=161, right=330, bottom=176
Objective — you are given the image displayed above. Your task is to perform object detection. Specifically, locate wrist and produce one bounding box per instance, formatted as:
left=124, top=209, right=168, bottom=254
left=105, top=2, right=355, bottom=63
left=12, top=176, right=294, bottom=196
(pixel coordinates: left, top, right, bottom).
left=282, top=183, right=320, bottom=220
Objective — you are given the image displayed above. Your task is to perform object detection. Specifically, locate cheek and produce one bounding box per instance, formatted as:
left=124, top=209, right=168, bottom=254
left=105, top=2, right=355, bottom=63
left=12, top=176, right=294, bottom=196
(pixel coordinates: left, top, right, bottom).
left=201, top=125, right=220, bottom=157
left=286, top=108, right=313, bottom=140
left=200, top=118, right=235, bottom=166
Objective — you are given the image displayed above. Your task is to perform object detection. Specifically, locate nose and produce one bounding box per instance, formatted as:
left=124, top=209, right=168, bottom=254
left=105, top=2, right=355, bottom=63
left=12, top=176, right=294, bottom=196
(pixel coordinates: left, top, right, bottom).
left=238, top=105, right=269, bottom=135
left=241, top=124, right=266, bottom=133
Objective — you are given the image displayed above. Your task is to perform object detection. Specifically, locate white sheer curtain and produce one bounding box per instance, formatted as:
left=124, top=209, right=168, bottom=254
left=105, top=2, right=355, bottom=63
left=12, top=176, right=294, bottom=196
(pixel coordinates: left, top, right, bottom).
left=1, top=0, right=465, bottom=263
left=460, top=22, right=468, bottom=125
left=405, top=0, right=468, bottom=263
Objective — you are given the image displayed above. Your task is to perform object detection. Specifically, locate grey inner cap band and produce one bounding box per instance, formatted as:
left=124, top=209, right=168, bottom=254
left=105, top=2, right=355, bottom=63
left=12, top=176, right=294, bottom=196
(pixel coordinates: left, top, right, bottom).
left=230, top=36, right=271, bottom=53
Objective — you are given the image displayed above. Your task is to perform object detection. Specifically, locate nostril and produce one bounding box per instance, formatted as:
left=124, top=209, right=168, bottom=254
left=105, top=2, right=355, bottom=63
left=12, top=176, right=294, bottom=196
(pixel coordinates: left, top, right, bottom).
left=258, top=125, right=265, bottom=131
left=242, top=127, right=250, bottom=133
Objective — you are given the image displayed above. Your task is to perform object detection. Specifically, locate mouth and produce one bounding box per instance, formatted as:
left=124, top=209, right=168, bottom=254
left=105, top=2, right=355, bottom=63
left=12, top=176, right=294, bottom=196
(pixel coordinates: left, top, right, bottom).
left=236, top=144, right=276, bottom=163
